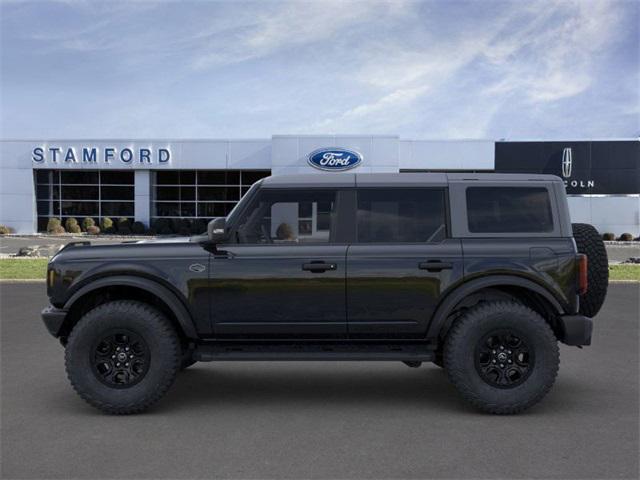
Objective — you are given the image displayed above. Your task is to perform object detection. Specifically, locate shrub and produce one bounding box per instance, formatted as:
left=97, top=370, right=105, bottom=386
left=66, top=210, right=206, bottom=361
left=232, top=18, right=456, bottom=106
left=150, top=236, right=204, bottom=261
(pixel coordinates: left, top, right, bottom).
left=116, top=217, right=131, bottom=234
left=193, top=219, right=207, bottom=235
left=51, top=225, right=66, bottom=235
left=101, top=217, right=114, bottom=233
left=46, top=218, right=62, bottom=233
left=0, top=224, right=13, bottom=235
left=82, top=217, right=95, bottom=231
left=169, top=218, right=192, bottom=235
left=618, top=233, right=634, bottom=241
left=602, top=232, right=616, bottom=241
left=153, top=218, right=173, bottom=235
left=86, top=225, right=101, bottom=235
left=131, top=221, right=146, bottom=235
left=65, top=218, right=81, bottom=234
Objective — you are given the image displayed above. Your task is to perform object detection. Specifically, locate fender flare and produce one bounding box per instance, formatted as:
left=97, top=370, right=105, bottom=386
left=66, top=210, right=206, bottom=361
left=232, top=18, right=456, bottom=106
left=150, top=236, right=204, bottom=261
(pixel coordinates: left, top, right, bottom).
left=63, top=275, right=198, bottom=339
left=426, top=275, right=566, bottom=340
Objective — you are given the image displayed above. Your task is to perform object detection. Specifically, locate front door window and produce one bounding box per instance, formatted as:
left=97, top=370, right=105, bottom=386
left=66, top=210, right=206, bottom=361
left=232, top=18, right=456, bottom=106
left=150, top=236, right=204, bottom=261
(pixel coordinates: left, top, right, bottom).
left=234, top=189, right=338, bottom=244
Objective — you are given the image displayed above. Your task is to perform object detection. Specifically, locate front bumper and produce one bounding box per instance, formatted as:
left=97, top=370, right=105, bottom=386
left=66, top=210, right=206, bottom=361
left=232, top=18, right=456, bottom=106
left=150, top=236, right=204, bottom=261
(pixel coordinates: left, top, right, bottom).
left=559, top=314, right=593, bottom=346
left=41, top=305, right=68, bottom=338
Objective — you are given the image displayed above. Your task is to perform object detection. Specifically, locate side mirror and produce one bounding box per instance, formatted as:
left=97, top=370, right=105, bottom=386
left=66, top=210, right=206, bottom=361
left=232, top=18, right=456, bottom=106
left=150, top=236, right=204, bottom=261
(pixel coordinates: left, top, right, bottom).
left=207, top=217, right=228, bottom=243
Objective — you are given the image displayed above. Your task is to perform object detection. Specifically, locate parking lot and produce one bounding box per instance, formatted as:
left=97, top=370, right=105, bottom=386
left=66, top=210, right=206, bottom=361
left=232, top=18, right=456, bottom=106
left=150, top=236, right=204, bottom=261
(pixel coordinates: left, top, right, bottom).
left=1, top=282, right=638, bottom=479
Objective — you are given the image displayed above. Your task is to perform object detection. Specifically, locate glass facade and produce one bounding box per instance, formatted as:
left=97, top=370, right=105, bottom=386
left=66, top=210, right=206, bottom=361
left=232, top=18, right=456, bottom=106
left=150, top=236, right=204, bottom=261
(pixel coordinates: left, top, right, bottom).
left=35, top=170, right=135, bottom=231
left=151, top=170, right=270, bottom=222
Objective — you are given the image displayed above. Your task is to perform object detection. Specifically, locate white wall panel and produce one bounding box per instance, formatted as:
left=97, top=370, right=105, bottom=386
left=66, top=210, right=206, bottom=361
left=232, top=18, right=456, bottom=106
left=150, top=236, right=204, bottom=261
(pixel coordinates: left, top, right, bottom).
left=228, top=140, right=271, bottom=169
left=400, top=140, right=494, bottom=170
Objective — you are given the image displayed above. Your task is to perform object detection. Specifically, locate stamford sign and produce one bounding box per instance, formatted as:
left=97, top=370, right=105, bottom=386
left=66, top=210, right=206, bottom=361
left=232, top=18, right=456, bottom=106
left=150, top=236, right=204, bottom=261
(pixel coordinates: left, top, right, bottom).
left=308, top=147, right=362, bottom=171
left=32, top=146, right=171, bottom=165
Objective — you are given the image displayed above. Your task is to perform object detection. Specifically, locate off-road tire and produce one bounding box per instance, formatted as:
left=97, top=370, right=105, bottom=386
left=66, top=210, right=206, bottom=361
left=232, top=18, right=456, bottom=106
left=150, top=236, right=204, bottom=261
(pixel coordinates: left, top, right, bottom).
left=65, top=300, right=181, bottom=414
left=444, top=301, right=559, bottom=414
left=572, top=223, right=609, bottom=317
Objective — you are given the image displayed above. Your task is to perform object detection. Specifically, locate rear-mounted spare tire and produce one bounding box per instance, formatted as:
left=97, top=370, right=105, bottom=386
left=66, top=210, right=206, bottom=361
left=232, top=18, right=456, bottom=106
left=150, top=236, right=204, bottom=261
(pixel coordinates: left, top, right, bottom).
left=572, top=223, right=609, bottom=317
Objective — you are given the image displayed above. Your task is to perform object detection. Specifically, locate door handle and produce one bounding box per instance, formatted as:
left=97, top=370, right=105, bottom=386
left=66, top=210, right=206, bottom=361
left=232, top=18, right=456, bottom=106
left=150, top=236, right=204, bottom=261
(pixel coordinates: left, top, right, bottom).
left=418, top=261, right=453, bottom=272
left=302, top=262, right=337, bottom=273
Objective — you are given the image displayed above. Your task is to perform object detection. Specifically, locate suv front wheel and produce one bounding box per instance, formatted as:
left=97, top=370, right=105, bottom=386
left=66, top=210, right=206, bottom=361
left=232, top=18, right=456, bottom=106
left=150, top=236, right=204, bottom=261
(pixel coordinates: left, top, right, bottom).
left=65, top=300, right=181, bottom=414
left=444, top=301, right=559, bottom=414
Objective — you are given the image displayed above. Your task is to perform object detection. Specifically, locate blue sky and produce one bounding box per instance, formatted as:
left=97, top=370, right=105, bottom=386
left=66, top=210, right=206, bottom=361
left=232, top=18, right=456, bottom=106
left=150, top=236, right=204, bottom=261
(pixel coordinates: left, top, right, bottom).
left=1, top=0, right=638, bottom=139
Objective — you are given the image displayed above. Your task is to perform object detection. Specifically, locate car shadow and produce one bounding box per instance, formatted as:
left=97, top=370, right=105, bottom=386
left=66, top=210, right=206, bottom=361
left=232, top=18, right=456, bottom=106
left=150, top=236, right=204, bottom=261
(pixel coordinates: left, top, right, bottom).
left=155, top=363, right=480, bottom=415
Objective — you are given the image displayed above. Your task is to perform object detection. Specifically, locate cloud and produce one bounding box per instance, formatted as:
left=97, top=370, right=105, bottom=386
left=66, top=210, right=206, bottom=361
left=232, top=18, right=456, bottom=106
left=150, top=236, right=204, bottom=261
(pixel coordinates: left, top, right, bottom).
left=191, top=1, right=412, bottom=70
left=0, top=0, right=637, bottom=139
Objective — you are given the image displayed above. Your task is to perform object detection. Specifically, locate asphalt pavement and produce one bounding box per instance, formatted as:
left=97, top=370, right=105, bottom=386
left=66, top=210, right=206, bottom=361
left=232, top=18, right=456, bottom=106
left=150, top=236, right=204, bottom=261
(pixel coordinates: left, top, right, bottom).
left=1, top=283, right=638, bottom=479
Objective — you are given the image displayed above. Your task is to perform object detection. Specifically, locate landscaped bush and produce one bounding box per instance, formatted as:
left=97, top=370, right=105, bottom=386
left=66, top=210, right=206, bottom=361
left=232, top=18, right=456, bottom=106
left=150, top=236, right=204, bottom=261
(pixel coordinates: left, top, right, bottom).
left=0, top=224, right=13, bottom=235
left=152, top=218, right=173, bottom=235
left=602, top=232, right=616, bottom=241
left=64, top=218, right=81, bottom=234
left=131, top=221, right=146, bottom=234
left=193, top=219, right=207, bottom=235
left=82, top=217, right=95, bottom=231
left=100, top=217, right=114, bottom=233
left=51, top=225, right=66, bottom=235
left=86, top=225, right=101, bottom=235
left=170, top=218, right=192, bottom=235
left=618, top=233, right=634, bottom=241
left=46, top=218, right=62, bottom=234
left=116, top=217, right=131, bottom=234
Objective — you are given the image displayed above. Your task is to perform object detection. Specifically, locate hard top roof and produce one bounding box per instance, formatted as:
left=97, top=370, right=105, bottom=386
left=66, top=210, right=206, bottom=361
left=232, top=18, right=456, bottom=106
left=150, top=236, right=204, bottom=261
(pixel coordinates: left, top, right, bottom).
left=260, top=172, right=562, bottom=188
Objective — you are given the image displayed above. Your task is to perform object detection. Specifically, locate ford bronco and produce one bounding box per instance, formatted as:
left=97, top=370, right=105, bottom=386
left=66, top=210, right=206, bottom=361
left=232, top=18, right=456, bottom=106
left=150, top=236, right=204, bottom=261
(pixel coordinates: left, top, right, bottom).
left=42, top=173, right=608, bottom=414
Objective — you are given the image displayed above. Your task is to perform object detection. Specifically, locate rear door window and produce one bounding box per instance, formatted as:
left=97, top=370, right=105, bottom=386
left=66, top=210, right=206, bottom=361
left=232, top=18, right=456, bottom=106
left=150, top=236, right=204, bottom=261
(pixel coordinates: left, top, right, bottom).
left=466, top=187, right=553, bottom=233
left=356, top=188, right=447, bottom=243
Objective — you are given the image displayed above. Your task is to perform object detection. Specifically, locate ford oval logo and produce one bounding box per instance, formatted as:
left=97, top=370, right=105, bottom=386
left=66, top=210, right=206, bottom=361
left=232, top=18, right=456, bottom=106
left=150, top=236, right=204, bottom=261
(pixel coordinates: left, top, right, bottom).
left=307, top=148, right=362, bottom=171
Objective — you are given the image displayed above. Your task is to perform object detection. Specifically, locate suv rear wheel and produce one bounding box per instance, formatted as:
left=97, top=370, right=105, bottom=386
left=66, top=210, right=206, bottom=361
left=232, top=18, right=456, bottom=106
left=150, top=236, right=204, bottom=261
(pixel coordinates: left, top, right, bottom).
left=65, top=300, right=181, bottom=414
left=444, top=301, right=559, bottom=414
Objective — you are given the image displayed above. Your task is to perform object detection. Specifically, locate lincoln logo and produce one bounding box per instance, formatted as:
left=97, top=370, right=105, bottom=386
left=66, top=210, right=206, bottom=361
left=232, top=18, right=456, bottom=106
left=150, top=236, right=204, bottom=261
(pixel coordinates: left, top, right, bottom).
left=560, top=147, right=595, bottom=189
left=308, top=148, right=362, bottom=171
left=561, top=147, right=572, bottom=178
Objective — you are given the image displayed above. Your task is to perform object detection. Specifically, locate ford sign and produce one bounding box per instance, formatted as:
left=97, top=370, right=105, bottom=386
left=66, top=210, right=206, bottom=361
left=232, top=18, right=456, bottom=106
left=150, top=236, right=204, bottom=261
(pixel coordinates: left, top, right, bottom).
left=307, top=148, right=362, bottom=171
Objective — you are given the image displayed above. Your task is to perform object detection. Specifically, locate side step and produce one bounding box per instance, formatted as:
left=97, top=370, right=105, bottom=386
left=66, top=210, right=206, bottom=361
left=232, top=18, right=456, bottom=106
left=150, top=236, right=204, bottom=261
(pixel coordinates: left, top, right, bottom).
left=193, top=342, right=435, bottom=362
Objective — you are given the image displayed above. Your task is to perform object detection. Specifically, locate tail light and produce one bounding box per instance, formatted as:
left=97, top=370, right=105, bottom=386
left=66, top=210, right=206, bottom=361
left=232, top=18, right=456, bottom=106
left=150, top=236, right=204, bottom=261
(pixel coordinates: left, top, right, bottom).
left=577, top=254, right=588, bottom=295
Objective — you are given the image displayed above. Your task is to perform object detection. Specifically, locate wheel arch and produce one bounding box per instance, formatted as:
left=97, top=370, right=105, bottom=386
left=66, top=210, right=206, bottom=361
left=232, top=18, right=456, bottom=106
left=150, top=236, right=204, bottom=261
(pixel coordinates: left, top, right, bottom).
left=427, top=275, right=565, bottom=343
left=60, top=275, right=198, bottom=342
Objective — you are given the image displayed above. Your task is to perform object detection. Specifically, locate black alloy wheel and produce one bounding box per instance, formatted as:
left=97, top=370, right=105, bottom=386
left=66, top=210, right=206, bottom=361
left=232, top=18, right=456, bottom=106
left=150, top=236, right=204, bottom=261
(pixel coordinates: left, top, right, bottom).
left=92, top=330, right=150, bottom=388
left=475, top=330, right=533, bottom=388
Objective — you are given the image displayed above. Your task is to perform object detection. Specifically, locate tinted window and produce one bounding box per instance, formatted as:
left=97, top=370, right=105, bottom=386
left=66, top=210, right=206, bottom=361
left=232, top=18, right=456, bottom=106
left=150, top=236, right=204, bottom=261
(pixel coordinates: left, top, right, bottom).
left=466, top=187, right=553, bottom=233
left=356, top=189, right=446, bottom=243
left=235, top=190, right=338, bottom=244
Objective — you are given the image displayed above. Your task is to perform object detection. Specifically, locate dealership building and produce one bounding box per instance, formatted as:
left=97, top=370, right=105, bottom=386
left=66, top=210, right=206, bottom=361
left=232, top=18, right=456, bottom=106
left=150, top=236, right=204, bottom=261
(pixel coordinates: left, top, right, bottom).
left=0, top=136, right=638, bottom=235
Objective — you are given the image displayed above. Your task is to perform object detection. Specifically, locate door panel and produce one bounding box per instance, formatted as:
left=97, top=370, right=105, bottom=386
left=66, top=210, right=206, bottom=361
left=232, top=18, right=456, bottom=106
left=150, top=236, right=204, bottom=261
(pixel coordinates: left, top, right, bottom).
left=210, top=244, right=348, bottom=337
left=346, top=240, right=464, bottom=337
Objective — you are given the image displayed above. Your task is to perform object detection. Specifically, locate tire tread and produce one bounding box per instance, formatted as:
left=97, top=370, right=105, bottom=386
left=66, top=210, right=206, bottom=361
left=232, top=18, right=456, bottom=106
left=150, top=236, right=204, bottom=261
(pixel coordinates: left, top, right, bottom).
left=65, top=300, right=180, bottom=415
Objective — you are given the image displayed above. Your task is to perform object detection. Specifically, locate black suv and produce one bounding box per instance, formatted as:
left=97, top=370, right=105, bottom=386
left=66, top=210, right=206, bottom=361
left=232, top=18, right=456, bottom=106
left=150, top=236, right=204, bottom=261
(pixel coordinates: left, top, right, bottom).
left=42, top=173, right=609, bottom=414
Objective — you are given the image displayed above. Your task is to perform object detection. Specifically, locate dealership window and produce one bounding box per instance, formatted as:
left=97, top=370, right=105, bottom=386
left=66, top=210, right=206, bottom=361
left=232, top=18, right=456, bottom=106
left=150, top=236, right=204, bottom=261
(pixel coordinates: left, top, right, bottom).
left=234, top=189, right=337, bottom=244
left=35, top=170, right=134, bottom=231
left=356, top=188, right=447, bottom=243
left=466, top=187, right=553, bottom=233
left=151, top=170, right=270, bottom=222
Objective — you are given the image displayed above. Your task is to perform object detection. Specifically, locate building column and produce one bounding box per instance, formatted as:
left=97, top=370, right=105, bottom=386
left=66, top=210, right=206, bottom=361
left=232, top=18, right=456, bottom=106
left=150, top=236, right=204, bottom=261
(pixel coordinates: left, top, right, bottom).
left=134, top=170, right=151, bottom=227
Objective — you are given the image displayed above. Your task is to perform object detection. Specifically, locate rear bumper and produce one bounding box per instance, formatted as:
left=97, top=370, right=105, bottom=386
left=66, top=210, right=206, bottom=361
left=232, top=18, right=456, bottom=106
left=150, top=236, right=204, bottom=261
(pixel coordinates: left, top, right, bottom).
left=41, top=305, right=68, bottom=338
left=559, top=314, right=593, bottom=346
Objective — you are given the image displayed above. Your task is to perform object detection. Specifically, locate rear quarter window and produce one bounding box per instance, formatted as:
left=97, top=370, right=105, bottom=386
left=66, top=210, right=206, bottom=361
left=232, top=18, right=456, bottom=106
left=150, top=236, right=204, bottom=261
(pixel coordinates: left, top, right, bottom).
left=466, top=187, right=554, bottom=233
